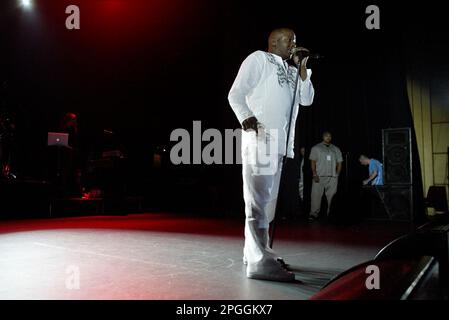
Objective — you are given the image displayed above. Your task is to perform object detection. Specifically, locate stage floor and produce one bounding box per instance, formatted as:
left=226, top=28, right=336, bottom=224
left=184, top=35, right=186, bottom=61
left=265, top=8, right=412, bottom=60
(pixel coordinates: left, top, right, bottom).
left=0, top=213, right=411, bottom=300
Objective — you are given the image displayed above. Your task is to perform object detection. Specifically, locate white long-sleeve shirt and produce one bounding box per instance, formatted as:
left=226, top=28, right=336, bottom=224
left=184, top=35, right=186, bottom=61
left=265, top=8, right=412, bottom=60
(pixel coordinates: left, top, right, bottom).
left=228, top=50, right=314, bottom=158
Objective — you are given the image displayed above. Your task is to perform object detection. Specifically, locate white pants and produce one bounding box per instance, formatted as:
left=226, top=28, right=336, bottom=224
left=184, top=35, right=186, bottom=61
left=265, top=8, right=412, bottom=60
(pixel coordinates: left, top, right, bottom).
left=241, top=133, right=283, bottom=266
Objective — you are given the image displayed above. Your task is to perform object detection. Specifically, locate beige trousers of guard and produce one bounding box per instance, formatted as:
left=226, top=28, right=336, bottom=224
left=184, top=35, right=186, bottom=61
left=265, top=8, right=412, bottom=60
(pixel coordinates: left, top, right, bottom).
left=310, top=176, right=338, bottom=218
left=241, top=131, right=283, bottom=269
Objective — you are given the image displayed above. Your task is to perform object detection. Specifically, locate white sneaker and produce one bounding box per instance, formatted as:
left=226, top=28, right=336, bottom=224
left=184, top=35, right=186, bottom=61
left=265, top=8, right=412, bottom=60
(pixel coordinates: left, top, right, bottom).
left=246, top=259, right=295, bottom=282
left=244, top=256, right=287, bottom=267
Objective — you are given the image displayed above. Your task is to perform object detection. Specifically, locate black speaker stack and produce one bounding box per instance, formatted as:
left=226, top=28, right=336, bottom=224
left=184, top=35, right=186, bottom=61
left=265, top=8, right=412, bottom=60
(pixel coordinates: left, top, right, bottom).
left=372, top=128, right=414, bottom=222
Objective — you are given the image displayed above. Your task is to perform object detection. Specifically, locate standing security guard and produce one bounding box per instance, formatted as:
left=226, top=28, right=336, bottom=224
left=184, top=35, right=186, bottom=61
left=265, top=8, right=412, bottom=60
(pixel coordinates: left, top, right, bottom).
left=309, top=131, right=342, bottom=222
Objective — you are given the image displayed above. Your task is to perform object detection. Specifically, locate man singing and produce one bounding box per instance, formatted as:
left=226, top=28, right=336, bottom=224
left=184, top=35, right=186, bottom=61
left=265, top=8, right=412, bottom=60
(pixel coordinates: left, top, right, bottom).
left=228, top=28, right=314, bottom=281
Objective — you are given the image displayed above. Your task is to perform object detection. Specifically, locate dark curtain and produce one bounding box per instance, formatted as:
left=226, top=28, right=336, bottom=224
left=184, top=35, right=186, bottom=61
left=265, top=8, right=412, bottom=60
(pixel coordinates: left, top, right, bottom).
left=3, top=0, right=440, bottom=222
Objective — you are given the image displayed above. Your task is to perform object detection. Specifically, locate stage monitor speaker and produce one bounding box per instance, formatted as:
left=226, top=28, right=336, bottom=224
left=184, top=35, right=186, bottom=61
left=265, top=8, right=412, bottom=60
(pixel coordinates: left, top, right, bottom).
left=374, top=223, right=449, bottom=298
left=382, top=128, right=412, bottom=185
left=310, top=256, right=438, bottom=300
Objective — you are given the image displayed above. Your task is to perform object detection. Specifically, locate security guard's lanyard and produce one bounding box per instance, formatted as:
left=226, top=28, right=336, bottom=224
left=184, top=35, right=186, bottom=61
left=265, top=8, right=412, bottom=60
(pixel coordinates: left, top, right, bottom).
left=325, top=144, right=332, bottom=161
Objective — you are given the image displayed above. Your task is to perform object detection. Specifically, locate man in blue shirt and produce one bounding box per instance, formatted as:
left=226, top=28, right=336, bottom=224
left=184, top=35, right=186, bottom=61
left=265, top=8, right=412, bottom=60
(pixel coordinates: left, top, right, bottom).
left=359, top=155, right=383, bottom=185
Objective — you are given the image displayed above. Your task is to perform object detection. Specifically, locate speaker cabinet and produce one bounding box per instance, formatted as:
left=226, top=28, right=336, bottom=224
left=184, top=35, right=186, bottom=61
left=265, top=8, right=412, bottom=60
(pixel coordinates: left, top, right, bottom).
left=382, top=128, right=412, bottom=185
left=367, top=185, right=413, bottom=221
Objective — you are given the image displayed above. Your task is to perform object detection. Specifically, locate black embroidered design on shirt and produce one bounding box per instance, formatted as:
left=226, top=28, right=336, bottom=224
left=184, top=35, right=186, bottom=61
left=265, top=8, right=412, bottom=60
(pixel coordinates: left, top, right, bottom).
left=265, top=53, right=296, bottom=89
left=287, top=67, right=296, bottom=90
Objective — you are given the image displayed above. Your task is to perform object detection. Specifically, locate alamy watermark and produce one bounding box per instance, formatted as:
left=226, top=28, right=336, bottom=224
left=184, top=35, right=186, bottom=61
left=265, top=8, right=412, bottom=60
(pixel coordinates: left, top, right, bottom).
left=65, top=5, right=80, bottom=30
left=62, top=5, right=379, bottom=31
left=365, top=5, right=380, bottom=30
left=365, top=265, right=380, bottom=290
left=169, top=121, right=280, bottom=174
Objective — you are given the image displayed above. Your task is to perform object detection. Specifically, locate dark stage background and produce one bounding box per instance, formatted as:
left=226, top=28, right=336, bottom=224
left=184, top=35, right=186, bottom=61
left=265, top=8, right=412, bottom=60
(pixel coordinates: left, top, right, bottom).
left=1, top=0, right=448, bottom=221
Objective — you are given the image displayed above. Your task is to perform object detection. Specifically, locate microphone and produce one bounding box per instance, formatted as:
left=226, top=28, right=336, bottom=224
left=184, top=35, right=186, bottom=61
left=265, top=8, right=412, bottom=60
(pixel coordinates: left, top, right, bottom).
left=291, top=47, right=324, bottom=60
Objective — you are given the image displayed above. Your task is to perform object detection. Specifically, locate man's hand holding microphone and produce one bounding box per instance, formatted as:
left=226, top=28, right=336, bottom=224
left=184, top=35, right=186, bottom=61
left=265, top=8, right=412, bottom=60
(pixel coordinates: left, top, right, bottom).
left=292, top=46, right=310, bottom=81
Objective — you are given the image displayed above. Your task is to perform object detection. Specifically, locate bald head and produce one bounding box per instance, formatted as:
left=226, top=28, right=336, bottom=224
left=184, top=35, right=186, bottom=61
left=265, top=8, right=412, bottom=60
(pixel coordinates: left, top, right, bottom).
left=268, top=28, right=296, bottom=60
